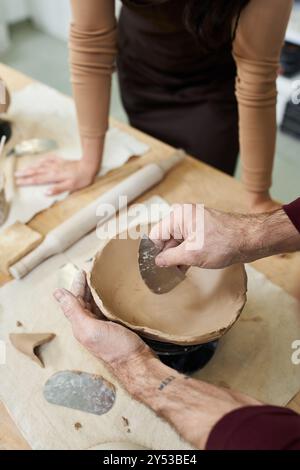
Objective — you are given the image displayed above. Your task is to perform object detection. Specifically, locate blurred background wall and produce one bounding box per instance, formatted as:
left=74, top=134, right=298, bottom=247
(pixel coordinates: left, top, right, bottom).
left=0, top=0, right=123, bottom=47
left=0, top=0, right=126, bottom=120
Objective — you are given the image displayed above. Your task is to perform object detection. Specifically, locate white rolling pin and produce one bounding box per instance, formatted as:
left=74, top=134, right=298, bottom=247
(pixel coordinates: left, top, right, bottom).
left=9, top=150, right=185, bottom=279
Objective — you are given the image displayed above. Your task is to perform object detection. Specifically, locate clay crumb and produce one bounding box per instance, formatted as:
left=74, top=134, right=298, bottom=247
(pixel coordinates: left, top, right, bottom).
left=122, top=416, right=129, bottom=427
left=74, top=422, right=82, bottom=431
left=16, top=321, right=23, bottom=327
left=241, top=315, right=262, bottom=323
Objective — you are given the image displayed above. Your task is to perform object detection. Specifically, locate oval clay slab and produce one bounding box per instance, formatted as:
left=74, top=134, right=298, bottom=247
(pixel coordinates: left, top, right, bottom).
left=44, top=371, right=116, bottom=416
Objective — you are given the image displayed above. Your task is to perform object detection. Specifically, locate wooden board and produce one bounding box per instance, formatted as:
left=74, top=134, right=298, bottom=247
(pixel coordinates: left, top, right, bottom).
left=0, top=403, right=30, bottom=450
left=0, top=222, right=43, bottom=274
left=0, top=63, right=299, bottom=450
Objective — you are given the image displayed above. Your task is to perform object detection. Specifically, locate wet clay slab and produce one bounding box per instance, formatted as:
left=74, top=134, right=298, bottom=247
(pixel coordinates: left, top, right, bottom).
left=44, top=371, right=116, bottom=416
left=88, top=231, right=248, bottom=345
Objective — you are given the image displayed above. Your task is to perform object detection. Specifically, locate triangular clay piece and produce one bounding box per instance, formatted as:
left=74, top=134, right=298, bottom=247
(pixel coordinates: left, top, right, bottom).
left=9, top=333, right=55, bottom=368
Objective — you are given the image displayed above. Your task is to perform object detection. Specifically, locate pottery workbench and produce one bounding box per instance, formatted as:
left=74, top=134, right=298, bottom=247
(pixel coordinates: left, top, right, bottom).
left=0, top=63, right=299, bottom=450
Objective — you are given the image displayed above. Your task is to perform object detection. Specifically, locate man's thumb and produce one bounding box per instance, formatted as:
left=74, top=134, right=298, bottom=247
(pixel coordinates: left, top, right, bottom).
left=53, top=288, right=87, bottom=322
left=155, top=244, right=186, bottom=268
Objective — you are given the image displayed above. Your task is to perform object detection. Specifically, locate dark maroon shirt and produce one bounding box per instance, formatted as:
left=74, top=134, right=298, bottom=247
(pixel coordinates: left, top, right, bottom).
left=206, top=406, right=300, bottom=450
left=283, top=198, right=300, bottom=233
left=207, top=199, right=300, bottom=451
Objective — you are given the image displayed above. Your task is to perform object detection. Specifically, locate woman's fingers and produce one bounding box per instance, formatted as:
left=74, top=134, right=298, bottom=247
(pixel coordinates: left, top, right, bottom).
left=15, top=156, right=59, bottom=176
left=41, top=154, right=61, bottom=163
left=46, top=180, right=72, bottom=196
left=15, top=162, right=53, bottom=177
left=16, top=171, right=64, bottom=186
left=15, top=155, right=65, bottom=177
left=15, top=168, right=48, bottom=178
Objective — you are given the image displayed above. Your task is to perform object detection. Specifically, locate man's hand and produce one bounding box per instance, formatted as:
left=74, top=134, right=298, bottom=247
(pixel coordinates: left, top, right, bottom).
left=150, top=204, right=247, bottom=269
left=53, top=271, right=152, bottom=369
left=150, top=203, right=300, bottom=270
left=54, top=271, right=261, bottom=450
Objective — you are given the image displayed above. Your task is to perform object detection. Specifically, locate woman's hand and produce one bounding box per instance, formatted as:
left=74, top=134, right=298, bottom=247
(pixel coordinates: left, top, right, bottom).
left=53, top=271, right=152, bottom=369
left=15, top=155, right=99, bottom=196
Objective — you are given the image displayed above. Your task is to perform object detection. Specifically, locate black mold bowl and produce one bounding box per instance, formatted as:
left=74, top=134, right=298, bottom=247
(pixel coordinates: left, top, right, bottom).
left=143, top=337, right=218, bottom=374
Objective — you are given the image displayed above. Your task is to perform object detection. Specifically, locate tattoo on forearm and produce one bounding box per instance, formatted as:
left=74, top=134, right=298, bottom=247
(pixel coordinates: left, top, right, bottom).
left=158, top=375, right=176, bottom=391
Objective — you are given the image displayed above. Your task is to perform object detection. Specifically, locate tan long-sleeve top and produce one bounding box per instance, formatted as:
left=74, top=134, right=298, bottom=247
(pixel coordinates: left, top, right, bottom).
left=69, top=0, right=292, bottom=193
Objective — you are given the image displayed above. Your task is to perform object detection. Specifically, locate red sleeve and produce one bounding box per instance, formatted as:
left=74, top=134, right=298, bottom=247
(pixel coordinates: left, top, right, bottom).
left=283, top=198, right=300, bottom=233
left=206, top=406, right=300, bottom=450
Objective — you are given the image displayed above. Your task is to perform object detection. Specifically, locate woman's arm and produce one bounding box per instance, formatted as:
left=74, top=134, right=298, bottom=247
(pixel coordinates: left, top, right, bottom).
left=15, top=0, right=117, bottom=195
left=233, top=0, right=293, bottom=212
left=70, top=0, right=117, bottom=167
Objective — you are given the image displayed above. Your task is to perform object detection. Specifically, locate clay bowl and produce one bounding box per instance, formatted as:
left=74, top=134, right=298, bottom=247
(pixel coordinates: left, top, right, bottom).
left=88, top=230, right=247, bottom=346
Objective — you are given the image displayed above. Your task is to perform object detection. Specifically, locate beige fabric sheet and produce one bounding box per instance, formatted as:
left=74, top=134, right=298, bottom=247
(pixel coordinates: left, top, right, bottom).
left=0, top=197, right=299, bottom=449
left=0, top=197, right=191, bottom=450
left=195, top=265, right=300, bottom=405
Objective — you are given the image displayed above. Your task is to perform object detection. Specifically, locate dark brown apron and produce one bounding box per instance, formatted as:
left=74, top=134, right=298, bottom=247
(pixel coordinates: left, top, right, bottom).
left=117, top=0, right=239, bottom=175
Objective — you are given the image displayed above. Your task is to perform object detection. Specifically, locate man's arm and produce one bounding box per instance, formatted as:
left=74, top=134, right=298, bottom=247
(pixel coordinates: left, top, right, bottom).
left=54, top=271, right=300, bottom=451
left=118, top=356, right=300, bottom=450
left=150, top=203, right=300, bottom=270
left=53, top=272, right=259, bottom=450
left=283, top=198, right=300, bottom=234
left=114, top=351, right=260, bottom=450
left=237, top=207, right=300, bottom=263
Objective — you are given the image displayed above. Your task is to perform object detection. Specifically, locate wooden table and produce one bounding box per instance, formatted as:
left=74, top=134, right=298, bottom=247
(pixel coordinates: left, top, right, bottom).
left=0, top=64, right=299, bottom=450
